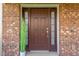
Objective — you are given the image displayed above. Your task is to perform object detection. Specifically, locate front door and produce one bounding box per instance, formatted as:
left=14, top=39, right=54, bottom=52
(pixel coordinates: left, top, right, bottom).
left=28, top=8, right=57, bottom=51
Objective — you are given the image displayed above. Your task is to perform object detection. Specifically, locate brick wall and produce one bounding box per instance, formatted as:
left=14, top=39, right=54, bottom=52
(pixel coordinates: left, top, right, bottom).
left=59, top=4, right=79, bottom=56
left=3, top=4, right=20, bottom=56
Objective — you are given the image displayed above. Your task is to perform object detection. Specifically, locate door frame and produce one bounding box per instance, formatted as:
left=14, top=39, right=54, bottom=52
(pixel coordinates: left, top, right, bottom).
left=20, top=3, right=59, bottom=55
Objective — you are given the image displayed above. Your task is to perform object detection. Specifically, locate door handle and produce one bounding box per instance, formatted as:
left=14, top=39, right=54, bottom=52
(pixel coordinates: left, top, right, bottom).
left=46, top=27, right=48, bottom=34
left=46, top=28, right=50, bottom=45
left=46, top=31, right=48, bottom=33
left=46, top=28, right=49, bottom=38
left=46, top=28, right=48, bottom=30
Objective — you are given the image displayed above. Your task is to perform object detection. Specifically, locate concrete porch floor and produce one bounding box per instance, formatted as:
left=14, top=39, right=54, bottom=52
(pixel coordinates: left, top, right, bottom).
left=26, top=51, right=58, bottom=56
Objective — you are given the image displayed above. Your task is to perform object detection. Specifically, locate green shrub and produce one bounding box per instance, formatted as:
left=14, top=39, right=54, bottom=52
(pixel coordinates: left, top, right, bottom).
left=20, top=18, right=26, bottom=52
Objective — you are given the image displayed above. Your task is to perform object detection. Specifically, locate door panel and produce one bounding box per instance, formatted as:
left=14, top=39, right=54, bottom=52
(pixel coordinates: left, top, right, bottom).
left=29, top=8, right=50, bottom=50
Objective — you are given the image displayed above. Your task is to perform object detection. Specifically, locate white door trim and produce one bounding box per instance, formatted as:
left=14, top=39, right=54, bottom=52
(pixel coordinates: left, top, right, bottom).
left=57, top=4, right=59, bottom=55
left=0, top=3, right=2, bottom=56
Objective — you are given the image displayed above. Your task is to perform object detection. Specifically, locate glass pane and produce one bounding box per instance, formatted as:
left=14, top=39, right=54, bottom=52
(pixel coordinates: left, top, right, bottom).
left=25, top=20, right=28, bottom=24
left=51, top=11, right=55, bottom=45
left=26, top=32, right=28, bottom=36
left=26, top=34, right=28, bottom=45
left=25, top=11, right=28, bottom=45
left=25, top=24, right=28, bottom=32
left=26, top=32, right=28, bottom=45
left=25, top=12, right=28, bottom=19
left=51, top=32, right=55, bottom=45
left=51, top=12, right=55, bottom=17
left=51, top=12, right=55, bottom=24
left=25, top=12, right=28, bottom=24
left=51, top=24, right=55, bottom=32
left=51, top=19, right=55, bottom=24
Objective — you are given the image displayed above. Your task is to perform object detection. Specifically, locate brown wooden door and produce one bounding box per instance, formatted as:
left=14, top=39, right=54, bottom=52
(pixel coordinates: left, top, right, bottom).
left=29, top=8, right=51, bottom=50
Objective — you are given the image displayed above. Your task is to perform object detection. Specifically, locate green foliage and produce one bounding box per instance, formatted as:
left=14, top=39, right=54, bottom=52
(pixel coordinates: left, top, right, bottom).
left=20, top=18, right=26, bottom=52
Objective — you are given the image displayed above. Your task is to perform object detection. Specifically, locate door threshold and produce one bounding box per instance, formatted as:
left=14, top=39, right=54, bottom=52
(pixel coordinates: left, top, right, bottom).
left=26, top=51, right=58, bottom=56
left=29, top=50, right=50, bottom=52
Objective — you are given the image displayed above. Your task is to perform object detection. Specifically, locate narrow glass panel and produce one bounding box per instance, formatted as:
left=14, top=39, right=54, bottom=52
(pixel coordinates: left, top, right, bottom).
left=25, top=11, right=28, bottom=45
left=51, top=11, right=55, bottom=45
